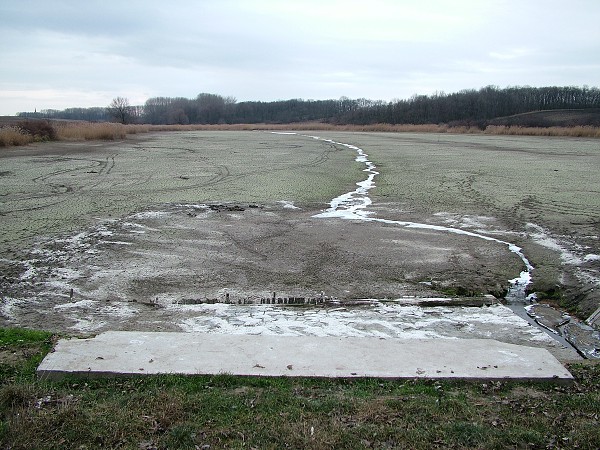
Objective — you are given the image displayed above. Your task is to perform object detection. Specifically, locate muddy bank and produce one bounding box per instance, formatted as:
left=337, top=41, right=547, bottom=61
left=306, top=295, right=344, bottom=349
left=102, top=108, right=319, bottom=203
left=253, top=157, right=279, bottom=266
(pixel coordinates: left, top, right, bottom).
left=0, top=201, right=580, bottom=361
left=1, top=201, right=520, bottom=314
left=1, top=131, right=598, bottom=362
left=2, top=131, right=598, bottom=318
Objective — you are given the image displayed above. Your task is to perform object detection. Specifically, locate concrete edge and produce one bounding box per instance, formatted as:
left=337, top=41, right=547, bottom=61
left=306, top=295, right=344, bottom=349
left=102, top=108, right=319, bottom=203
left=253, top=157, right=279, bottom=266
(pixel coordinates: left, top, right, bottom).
left=36, top=332, right=575, bottom=384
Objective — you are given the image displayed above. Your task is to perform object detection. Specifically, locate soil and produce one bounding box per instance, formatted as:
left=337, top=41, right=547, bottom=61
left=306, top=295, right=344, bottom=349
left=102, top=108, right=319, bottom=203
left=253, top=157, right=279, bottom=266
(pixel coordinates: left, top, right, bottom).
left=0, top=201, right=518, bottom=318
left=1, top=131, right=598, bottom=362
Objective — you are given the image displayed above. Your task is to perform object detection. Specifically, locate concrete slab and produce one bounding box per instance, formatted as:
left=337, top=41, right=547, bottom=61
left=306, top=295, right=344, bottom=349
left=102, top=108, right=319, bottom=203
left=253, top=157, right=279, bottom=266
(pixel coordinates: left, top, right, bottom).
left=37, top=331, right=573, bottom=382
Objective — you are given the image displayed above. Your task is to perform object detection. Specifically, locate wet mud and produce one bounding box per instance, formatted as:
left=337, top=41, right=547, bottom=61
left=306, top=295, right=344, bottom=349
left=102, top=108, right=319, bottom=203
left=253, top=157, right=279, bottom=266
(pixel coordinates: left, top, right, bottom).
left=1, top=131, right=598, bottom=361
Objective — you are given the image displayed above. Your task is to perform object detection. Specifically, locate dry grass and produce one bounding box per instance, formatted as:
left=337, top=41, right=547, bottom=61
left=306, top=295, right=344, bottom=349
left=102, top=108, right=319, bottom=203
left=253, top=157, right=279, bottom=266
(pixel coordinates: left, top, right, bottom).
left=176, top=122, right=453, bottom=133
left=3, top=120, right=600, bottom=148
left=54, top=122, right=128, bottom=140
left=0, top=127, right=34, bottom=147
left=144, top=122, right=600, bottom=137
left=484, top=125, right=600, bottom=137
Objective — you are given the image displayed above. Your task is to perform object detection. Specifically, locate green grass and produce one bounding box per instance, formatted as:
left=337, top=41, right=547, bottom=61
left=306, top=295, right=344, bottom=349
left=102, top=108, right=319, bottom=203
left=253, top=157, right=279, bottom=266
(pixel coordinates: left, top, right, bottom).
left=0, top=327, right=599, bottom=449
left=0, top=328, right=53, bottom=347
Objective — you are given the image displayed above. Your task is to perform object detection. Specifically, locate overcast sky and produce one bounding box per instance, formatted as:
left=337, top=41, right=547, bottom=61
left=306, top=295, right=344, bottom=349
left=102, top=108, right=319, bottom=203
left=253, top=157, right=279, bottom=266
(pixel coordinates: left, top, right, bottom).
left=1, top=0, right=599, bottom=115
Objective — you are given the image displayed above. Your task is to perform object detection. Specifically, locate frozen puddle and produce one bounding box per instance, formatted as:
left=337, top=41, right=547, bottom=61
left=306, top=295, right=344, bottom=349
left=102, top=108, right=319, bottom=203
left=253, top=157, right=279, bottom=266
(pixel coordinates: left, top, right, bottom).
left=165, top=302, right=577, bottom=361
left=176, top=303, right=557, bottom=340
left=176, top=303, right=541, bottom=339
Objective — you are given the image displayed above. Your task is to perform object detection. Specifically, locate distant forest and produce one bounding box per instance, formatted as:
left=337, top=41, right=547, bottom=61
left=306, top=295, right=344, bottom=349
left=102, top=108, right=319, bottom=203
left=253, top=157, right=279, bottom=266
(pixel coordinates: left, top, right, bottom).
left=18, top=86, right=600, bottom=127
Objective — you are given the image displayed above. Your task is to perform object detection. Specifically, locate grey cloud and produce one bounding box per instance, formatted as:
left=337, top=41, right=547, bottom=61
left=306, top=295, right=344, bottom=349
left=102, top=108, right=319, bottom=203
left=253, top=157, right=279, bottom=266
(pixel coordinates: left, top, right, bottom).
left=1, top=0, right=599, bottom=115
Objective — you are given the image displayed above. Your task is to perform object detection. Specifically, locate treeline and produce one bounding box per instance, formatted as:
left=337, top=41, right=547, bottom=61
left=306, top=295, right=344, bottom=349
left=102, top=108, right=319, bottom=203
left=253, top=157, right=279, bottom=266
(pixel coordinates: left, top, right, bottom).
left=18, top=86, right=600, bottom=126
left=347, top=86, right=600, bottom=127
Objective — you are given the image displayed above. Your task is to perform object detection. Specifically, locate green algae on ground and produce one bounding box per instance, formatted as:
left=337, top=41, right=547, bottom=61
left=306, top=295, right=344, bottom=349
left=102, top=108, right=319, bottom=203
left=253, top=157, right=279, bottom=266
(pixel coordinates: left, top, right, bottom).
left=0, top=131, right=362, bottom=256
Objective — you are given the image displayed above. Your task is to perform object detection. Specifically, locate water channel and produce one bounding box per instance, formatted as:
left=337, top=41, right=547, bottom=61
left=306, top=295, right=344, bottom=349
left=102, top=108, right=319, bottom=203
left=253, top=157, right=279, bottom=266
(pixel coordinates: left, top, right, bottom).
left=274, top=132, right=580, bottom=351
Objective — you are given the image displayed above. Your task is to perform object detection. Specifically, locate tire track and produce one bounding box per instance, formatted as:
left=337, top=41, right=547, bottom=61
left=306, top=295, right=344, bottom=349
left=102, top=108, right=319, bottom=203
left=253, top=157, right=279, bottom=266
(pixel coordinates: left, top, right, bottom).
left=159, top=139, right=336, bottom=193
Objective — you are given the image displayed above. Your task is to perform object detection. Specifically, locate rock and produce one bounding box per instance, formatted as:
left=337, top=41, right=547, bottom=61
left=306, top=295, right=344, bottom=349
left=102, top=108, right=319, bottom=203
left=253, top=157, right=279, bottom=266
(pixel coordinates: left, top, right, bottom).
left=586, top=306, right=600, bottom=330
left=562, top=322, right=600, bottom=359
left=526, top=304, right=570, bottom=333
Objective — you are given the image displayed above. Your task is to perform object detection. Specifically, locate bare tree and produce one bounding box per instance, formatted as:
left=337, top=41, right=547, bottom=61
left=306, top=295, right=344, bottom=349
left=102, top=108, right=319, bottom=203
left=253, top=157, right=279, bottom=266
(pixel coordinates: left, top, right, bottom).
left=107, top=97, right=132, bottom=124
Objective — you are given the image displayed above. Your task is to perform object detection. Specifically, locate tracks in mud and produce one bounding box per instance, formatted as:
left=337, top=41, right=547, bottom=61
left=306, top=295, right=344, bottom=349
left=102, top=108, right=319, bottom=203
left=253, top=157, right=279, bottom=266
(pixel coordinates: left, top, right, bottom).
left=1, top=131, right=597, bottom=358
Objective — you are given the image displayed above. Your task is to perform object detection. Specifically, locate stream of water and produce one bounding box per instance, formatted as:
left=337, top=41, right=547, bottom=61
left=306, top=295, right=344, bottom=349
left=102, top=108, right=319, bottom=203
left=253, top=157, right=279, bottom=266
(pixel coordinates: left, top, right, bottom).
left=286, top=133, right=534, bottom=301
left=277, top=132, right=589, bottom=350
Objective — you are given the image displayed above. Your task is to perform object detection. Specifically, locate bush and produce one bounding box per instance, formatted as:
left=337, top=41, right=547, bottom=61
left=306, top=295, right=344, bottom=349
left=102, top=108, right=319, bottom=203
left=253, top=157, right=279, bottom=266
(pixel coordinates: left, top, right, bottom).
left=17, top=120, right=56, bottom=141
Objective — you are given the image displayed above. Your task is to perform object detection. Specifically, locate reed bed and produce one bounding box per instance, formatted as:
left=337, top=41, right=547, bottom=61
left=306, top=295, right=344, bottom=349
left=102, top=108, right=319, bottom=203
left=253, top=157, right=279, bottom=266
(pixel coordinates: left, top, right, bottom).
left=53, top=122, right=144, bottom=140
left=2, top=120, right=600, bottom=148
left=484, top=124, right=600, bottom=137
left=144, top=122, right=600, bottom=136
left=0, top=126, right=33, bottom=147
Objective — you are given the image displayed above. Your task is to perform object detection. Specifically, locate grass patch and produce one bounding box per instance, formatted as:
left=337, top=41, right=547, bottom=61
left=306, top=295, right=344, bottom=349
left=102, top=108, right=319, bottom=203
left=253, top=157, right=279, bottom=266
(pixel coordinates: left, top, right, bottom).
left=0, top=327, right=599, bottom=449
left=0, top=328, right=53, bottom=347
left=0, top=329, right=54, bottom=384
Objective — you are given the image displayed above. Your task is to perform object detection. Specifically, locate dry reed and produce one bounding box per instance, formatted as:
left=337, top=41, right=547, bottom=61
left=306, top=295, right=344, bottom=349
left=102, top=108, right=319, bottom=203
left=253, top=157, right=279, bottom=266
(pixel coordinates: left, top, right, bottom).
left=484, top=125, right=600, bottom=138
left=144, top=122, right=600, bottom=137
left=53, top=122, right=129, bottom=140
left=0, top=126, right=33, bottom=147
left=3, top=120, right=600, bottom=148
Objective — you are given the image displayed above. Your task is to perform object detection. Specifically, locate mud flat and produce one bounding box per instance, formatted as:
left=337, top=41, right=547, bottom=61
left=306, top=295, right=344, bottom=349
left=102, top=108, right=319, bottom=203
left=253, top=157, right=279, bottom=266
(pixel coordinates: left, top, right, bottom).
left=1, top=131, right=599, bottom=361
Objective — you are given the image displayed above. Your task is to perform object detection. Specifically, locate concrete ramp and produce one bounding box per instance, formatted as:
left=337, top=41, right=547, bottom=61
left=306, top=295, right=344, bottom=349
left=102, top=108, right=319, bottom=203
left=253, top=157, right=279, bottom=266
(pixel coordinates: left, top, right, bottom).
left=37, top=332, right=573, bottom=382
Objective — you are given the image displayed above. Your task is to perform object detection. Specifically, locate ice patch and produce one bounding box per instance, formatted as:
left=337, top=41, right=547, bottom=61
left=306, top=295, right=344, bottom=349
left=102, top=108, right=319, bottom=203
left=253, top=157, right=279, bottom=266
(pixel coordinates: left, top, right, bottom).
left=175, top=203, right=209, bottom=210
left=528, top=224, right=583, bottom=265
left=98, top=303, right=138, bottom=318
left=130, top=211, right=171, bottom=220
left=54, top=300, right=97, bottom=309
left=278, top=201, right=300, bottom=210
left=19, top=263, right=38, bottom=280
left=0, top=297, right=25, bottom=319
left=175, top=303, right=556, bottom=344
left=527, top=223, right=600, bottom=285
left=122, top=222, right=160, bottom=234
left=69, top=317, right=107, bottom=333
left=433, top=212, right=502, bottom=233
